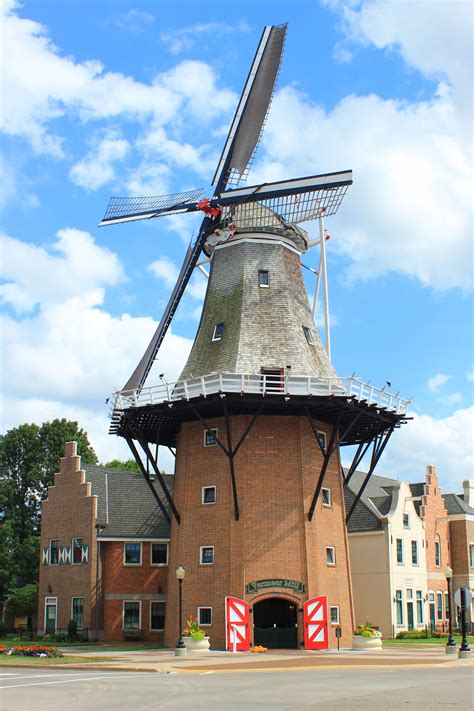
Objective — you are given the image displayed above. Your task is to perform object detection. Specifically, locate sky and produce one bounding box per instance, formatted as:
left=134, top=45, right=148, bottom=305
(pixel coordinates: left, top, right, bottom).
left=0, top=0, right=472, bottom=493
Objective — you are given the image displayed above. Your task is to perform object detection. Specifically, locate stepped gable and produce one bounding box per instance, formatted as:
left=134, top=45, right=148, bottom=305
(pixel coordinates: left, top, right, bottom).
left=83, top=464, right=173, bottom=538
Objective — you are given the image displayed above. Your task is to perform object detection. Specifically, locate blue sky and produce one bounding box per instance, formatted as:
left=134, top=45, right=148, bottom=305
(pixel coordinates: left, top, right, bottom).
left=1, top=0, right=472, bottom=492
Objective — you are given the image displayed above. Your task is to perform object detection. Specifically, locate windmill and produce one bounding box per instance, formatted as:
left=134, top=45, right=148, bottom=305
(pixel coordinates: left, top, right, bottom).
left=100, top=24, right=349, bottom=391
left=100, top=24, right=410, bottom=652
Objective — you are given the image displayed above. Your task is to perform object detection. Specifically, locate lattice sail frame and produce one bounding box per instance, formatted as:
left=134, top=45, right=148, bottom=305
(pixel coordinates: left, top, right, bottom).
left=102, top=188, right=205, bottom=224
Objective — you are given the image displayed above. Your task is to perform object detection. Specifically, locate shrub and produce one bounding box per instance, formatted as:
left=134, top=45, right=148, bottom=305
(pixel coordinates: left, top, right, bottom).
left=182, top=614, right=206, bottom=641
left=0, top=620, right=8, bottom=637
left=396, top=630, right=430, bottom=639
left=68, top=619, right=78, bottom=640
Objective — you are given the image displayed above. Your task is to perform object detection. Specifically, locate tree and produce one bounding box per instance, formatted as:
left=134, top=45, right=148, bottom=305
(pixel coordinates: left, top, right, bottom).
left=6, top=583, right=39, bottom=632
left=0, top=419, right=97, bottom=597
left=104, top=458, right=141, bottom=473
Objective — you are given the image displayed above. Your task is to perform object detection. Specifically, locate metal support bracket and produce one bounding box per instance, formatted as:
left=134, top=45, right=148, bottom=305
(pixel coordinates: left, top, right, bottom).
left=308, top=408, right=342, bottom=521
left=345, top=426, right=395, bottom=524
left=125, top=435, right=171, bottom=526
left=135, top=433, right=181, bottom=525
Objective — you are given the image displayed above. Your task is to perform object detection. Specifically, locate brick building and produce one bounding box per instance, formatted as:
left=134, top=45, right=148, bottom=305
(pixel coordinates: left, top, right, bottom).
left=443, top=480, right=474, bottom=625
left=38, top=443, right=170, bottom=642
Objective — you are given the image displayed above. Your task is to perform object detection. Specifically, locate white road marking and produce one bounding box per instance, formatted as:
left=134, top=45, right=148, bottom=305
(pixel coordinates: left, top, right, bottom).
left=199, top=671, right=215, bottom=675
left=1, top=673, right=148, bottom=690
left=0, top=673, right=16, bottom=676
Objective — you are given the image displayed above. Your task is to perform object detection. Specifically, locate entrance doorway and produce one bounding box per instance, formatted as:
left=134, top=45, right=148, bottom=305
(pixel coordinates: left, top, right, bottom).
left=253, top=597, right=298, bottom=648
left=44, top=597, right=57, bottom=634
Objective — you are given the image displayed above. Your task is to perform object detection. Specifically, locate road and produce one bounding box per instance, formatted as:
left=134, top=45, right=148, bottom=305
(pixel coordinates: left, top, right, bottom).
left=1, top=664, right=473, bottom=710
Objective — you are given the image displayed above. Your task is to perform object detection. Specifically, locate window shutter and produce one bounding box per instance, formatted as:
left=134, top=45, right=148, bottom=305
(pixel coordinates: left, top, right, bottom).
left=58, top=546, right=64, bottom=564
left=65, top=545, right=72, bottom=564
left=81, top=544, right=89, bottom=563
left=42, top=547, right=49, bottom=565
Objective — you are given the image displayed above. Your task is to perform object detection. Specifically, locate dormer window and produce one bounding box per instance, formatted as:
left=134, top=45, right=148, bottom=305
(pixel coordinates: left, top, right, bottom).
left=259, top=270, right=269, bottom=287
left=303, top=326, right=315, bottom=346
left=212, top=323, right=224, bottom=341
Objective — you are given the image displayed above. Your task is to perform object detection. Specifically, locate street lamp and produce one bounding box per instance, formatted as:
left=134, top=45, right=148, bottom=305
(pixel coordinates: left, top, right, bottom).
left=175, top=565, right=187, bottom=657
left=444, top=565, right=456, bottom=654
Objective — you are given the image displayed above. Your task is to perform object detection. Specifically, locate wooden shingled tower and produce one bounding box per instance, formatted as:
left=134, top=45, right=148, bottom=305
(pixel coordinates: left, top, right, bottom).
left=101, top=24, right=410, bottom=650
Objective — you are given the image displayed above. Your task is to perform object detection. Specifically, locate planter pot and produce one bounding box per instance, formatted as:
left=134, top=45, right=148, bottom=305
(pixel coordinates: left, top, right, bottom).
left=352, top=634, right=383, bottom=650
left=183, top=636, right=210, bottom=653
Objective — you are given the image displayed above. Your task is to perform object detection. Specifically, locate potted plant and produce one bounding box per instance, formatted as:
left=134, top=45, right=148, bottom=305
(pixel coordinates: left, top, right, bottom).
left=352, top=621, right=382, bottom=649
left=182, top=615, right=210, bottom=653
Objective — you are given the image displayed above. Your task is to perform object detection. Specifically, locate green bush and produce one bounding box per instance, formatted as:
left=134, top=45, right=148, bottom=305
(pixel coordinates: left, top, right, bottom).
left=396, top=630, right=430, bottom=639
left=0, top=621, right=8, bottom=637
left=67, top=619, right=78, bottom=640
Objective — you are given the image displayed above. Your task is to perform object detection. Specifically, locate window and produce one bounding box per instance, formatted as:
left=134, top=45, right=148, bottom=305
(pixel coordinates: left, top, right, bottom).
left=326, top=547, right=336, bottom=565
left=151, top=543, right=168, bottom=566
left=445, top=593, right=450, bottom=620
left=396, top=538, right=403, bottom=564
left=403, top=513, right=410, bottom=529
left=123, top=601, right=141, bottom=630
left=72, top=537, right=83, bottom=564
left=212, top=322, right=224, bottom=341
left=204, top=429, right=218, bottom=447
left=303, top=326, right=315, bottom=346
left=150, top=601, right=166, bottom=631
left=200, top=546, right=214, bottom=565
left=330, top=606, right=340, bottom=624
left=49, top=540, right=59, bottom=566
left=124, top=542, right=142, bottom=565
left=322, top=488, right=331, bottom=507
left=416, top=591, right=423, bottom=623
left=406, top=588, right=413, bottom=600
left=469, top=543, right=474, bottom=568
left=71, top=597, right=84, bottom=628
left=395, top=590, right=403, bottom=625
left=202, top=486, right=216, bottom=504
left=411, top=540, right=418, bottom=566
left=198, top=607, right=212, bottom=626
left=258, top=270, right=269, bottom=287
left=435, top=540, right=441, bottom=567
left=437, top=592, right=443, bottom=620
left=317, top=431, right=327, bottom=450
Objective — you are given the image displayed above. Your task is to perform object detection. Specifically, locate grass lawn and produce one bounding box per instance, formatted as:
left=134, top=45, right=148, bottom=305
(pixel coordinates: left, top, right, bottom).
left=384, top=635, right=474, bottom=646
left=0, top=655, right=118, bottom=666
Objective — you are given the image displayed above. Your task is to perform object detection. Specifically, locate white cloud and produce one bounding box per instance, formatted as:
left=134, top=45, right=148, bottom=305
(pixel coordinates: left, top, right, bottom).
left=1, top=3, right=235, bottom=158
left=467, top=369, right=474, bottom=383
left=148, top=257, right=179, bottom=288
left=161, top=21, right=249, bottom=54
left=69, top=131, right=130, bottom=190
left=107, top=9, right=154, bottom=34
left=372, top=406, right=474, bottom=493
left=0, top=228, right=124, bottom=313
left=437, top=392, right=463, bottom=406
left=0, top=226, right=193, bottom=461
left=427, top=373, right=452, bottom=392
left=253, top=80, right=472, bottom=291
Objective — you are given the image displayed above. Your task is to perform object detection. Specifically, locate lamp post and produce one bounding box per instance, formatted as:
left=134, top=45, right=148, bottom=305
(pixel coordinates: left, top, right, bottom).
left=175, top=565, right=187, bottom=657
left=444, top=565, right=456, bottom=654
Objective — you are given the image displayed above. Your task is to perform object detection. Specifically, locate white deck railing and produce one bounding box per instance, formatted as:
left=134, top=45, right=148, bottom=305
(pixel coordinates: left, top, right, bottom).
left=112, top=373, right=410, bottom=415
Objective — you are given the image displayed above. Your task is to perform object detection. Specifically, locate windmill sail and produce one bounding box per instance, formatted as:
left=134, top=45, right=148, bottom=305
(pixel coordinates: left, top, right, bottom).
left=212, top=24, right=287, bottom=189
left=99, top=188, right=205, bottom=226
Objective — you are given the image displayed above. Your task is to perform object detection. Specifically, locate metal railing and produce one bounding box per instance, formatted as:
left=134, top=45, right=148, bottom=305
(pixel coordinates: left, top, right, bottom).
left=111, top=373, right=410, bottom=415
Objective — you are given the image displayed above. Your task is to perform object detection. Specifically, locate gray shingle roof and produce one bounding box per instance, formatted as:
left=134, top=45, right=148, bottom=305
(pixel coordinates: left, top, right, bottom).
left=84, top=464, right=173, bottom=538
left=343, top=470, right=400, bottom=532
left=344, top=488, right=383, bottom=532
left=443, top=493, right=474, bottom=516
left=409, top=482, right=425, bottom=498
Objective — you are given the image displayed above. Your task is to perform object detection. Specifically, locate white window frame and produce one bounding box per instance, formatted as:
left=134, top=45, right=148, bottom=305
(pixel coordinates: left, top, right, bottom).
left=198, top=606, right=213, bottom=627
left=49, top=539, right=59, bottom=566
left=411, top=540, right=419, bottom=566
left=326, top=546, right=336, bottom=566
left=212, top=323, right=224, bottom=341
left=395, top=589, right=404, bottom=625
left=403, top=513, right=410, bottom=529
left=258, top=270, right=270, bottom=288
left=436, top=591, right=443, bottom=621
left=123, top=542, right=142, bottom=566
left=44, top=596, right=58, bottom=634
left=434, top=539, right=441, bottom=567
left=200, top=546, right=214, bottom=565
left=149, top=600, right=166, bottom=632
left=303, top=325, right=315, bottom=346
left=469, top=542, right=474, bottom=568
left=71, top=596, right=84, bottom=629
left=202, top=486, right=216, bottom=505
left=416, top=590, right=424, bottom=624
left=150, top=542, right=169, bottom=567
left=71, top=537, right=83, bottom=565
left=322, top=488, right=331, bottom=507
left=330, top=606, right=340, bottom=625
left=204, top=428, right=218, bottom=447
left=317, top=431, right=327, bottom=449
left=122, top=600, right=142, bottom=631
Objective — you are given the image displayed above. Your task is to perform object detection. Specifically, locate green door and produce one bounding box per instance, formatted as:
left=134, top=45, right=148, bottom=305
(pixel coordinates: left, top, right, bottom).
left=45, top=599, right=57, bottom=634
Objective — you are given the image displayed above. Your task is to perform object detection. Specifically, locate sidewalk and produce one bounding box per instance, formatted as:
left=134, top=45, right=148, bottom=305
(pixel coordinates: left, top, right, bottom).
left=52, top=645, right=473, bottom=674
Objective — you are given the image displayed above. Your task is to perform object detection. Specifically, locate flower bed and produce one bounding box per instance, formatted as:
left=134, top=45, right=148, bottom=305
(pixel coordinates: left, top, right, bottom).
left=0, top=644, right=63, bottom=658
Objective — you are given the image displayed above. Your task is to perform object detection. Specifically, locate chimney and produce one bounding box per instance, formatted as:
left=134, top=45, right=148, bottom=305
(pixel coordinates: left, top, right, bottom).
left=462, top=479, right=474, bottom=508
